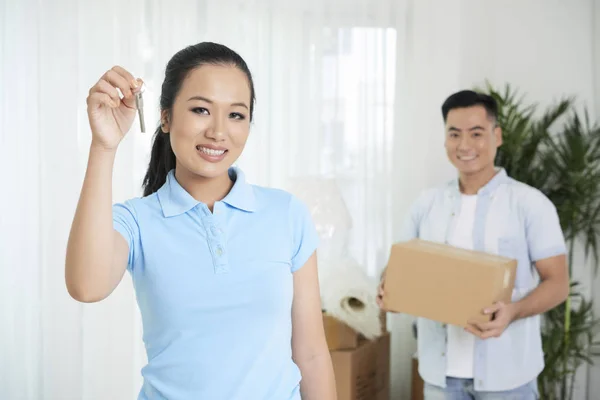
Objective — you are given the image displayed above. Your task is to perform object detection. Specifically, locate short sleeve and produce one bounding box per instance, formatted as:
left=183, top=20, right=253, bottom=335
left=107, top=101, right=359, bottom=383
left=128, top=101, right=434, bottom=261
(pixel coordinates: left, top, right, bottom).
left=112, top=201, right=140, bottom=270
left=525, top=191, right=567, bottom=262
left=397, top=188, right=436, bottom=242
left=288, top=195, right=320, bottom=273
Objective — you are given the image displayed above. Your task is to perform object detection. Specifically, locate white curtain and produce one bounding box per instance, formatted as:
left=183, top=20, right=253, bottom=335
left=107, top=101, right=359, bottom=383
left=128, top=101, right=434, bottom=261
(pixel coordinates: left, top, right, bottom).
left=0, top=0, right=404, bottom=399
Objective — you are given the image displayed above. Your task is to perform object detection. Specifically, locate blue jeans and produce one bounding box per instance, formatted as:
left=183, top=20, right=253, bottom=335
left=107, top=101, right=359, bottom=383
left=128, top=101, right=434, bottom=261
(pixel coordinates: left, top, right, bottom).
left=424, top=377, right=538, bottom=400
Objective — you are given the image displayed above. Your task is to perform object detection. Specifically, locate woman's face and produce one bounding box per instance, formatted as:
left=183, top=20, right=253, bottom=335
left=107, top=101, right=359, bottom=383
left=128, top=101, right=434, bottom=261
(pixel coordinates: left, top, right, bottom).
left=164, top=64, right=252, bottom=180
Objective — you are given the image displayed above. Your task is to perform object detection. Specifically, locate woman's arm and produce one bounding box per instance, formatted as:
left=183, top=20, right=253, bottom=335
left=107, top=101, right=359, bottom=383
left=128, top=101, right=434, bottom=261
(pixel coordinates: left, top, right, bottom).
left=291, top=252, right=337, bottom=400
left=65, top=66, right=139, bottom=303
left=65, top=144, right=129, bottom=303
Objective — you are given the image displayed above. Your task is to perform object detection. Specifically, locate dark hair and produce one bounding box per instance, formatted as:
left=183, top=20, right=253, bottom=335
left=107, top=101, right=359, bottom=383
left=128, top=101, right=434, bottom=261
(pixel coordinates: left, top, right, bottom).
left=142, top=42, right=256, bottom=197
left=441, top=90, right=498, bottom=123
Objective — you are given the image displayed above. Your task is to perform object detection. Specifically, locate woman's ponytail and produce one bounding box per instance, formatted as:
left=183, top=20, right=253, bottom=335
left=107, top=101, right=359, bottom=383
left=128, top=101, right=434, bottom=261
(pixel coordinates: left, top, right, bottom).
left=142, top=127, right=176, bottom=196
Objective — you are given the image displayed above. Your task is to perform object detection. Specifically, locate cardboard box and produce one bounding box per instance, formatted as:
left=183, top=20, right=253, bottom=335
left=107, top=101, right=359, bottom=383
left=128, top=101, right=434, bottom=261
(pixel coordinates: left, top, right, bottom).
left=382, top=239, right=517, bottom=327
left=330, top=332, right=390, bottom=400
left=411, top=355, right=424, bottom=400
left=323, top=311, right=388, bottom=351
left=324, top=313, right=364, bottom=350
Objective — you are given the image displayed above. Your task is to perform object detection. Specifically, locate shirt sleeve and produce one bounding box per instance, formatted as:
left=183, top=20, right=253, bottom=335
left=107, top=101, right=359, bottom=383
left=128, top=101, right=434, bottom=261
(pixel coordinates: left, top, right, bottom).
left=397, top=188, right=436, bottom=242
left=524, top=191, right=567, bottom=262
left=112, top=201, right=140, bottom=270
left=288, top=195, right=320, bottom=273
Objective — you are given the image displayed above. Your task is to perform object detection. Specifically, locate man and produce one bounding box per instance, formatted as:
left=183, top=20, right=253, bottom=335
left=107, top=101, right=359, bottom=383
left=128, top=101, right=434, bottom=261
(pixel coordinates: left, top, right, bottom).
left=378, top=90, right=569, bottom=399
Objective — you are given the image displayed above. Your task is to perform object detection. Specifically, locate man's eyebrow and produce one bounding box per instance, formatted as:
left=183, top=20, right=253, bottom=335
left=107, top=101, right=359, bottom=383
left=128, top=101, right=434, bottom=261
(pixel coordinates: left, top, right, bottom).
left=468, top=125, right=485, bottom=131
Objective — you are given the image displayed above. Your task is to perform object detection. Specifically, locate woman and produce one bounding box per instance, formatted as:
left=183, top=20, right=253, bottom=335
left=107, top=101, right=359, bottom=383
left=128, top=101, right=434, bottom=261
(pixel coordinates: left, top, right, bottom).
left=65, top=42, right=336, bottom=400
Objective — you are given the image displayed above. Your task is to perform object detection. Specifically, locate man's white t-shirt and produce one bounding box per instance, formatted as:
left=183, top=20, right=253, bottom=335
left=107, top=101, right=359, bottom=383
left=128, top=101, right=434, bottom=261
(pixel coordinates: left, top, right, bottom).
left=446, top=194, right=477, bottom=378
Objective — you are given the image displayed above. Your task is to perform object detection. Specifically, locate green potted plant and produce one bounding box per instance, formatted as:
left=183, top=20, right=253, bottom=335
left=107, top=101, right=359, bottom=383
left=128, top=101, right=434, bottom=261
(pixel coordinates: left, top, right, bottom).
left=480, top=83, right=600, bottom=399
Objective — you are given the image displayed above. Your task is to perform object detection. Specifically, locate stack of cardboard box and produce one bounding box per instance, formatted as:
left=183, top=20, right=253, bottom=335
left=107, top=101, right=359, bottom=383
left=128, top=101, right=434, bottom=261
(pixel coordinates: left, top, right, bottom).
left=324, top=312, right=390, bottom=400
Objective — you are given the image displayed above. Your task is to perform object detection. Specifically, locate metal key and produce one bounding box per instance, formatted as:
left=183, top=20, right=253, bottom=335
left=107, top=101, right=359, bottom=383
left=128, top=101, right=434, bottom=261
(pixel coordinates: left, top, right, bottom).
left=135, top=91, right=145, bottom=133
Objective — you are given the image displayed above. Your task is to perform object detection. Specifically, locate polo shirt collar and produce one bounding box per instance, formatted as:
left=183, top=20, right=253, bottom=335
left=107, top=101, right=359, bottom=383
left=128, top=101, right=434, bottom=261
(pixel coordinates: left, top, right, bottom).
left=157, top=167, right=256, bottom=217
left=221, top=167, right=256, bottom=212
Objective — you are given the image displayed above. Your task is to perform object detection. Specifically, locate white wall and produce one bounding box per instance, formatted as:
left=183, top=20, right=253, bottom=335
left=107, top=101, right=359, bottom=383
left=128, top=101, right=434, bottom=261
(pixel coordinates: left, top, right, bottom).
left=390, top=0, right=599, bottom=398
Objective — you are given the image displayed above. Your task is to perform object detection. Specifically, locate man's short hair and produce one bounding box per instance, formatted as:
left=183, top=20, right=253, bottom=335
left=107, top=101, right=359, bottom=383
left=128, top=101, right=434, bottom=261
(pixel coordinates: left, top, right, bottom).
left=441, top=90, right=498, bottom=123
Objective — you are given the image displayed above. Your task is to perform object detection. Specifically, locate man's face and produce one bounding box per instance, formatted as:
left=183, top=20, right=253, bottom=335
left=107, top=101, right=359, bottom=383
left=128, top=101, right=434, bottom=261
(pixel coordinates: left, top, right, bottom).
left=444, top=105, right=502, bottom=176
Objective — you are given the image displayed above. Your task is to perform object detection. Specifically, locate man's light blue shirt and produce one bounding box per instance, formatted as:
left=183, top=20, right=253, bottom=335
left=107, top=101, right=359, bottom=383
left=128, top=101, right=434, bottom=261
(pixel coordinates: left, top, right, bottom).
left=401, top=168, right=566, bottom=391
left=112, top=167, right=318, bottom=400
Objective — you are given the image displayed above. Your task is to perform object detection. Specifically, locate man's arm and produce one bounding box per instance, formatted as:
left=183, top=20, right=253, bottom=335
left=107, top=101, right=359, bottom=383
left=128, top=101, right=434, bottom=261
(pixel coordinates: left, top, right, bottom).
left=467, top=254, right=569, bottom=339
left=467, top=191, right=569, bottom=339
left=512, top=254, right=569, bottom=319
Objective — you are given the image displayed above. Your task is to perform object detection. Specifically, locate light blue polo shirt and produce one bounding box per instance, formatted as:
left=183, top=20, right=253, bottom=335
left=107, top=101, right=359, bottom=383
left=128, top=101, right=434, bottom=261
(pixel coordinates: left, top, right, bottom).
left=112, top=167, right=319, bottom=400
left=400, top=168, right=567, bottom=392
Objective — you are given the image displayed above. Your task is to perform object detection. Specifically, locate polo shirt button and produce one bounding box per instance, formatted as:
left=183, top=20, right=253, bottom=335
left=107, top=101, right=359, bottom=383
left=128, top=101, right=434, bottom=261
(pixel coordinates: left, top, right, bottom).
left=216, top=247, right=223, bottom=256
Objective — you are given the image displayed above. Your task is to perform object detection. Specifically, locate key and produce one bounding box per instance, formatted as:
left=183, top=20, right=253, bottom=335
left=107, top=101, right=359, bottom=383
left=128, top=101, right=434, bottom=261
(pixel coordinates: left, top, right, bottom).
left=135, top=91, right=145, bottom=133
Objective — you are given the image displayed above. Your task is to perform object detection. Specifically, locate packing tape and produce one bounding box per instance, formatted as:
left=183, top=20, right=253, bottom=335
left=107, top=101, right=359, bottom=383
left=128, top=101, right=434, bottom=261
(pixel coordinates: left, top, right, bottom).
left=504, top=268, right=511, bottom=288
